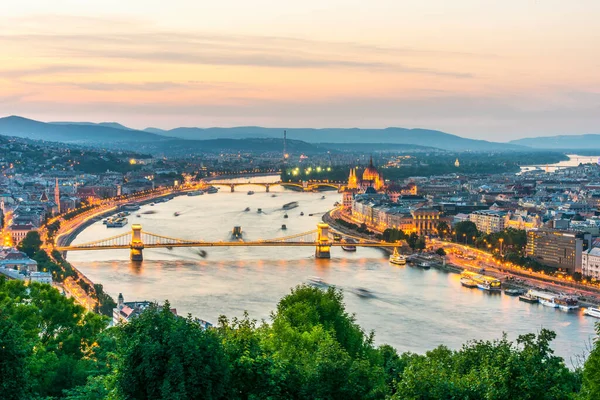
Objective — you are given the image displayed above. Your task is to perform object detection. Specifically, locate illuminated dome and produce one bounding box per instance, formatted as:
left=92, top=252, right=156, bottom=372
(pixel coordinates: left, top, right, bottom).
left=361, top=156, right=384, bottom=191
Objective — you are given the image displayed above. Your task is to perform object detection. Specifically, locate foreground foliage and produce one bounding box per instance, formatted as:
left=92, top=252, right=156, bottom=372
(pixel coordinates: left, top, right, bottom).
left=1, top=278, right=595, bottom=399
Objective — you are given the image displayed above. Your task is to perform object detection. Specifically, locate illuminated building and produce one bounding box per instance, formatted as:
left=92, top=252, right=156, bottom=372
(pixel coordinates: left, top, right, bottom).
left=582, top=247, right=600, bottom=279
left=361, top=156, right=384, bottom=191
left=454, top=158, right=460, bottom=167
left=411, top=208, right=442, bottom=236
left=469, top=210, right=506, bottom=234
left=526, top=229, right=592, bottom=274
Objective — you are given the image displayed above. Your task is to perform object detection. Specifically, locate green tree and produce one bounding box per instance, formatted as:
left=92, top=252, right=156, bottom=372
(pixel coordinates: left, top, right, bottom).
left=0, top=309, right=30, bottom=400
left=115, top=302, right=229, bottom=400
left=436, top=221, right=450, bottom=239
left=454, top=221, right=478, bottom=243
left=407, top=232, right=419, bottom=250
left=582, top=323, right=600, bottom=399
left=17, top=230, right=43, bottom=258
left=393, top=329, right=580, bottom=400
left=266, top=285, right=386, bottom=399
left=435, top=248, right=446, bottom=256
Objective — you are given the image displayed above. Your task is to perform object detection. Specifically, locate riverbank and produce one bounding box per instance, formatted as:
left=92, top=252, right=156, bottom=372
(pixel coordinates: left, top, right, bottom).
left=324, top=210, right=600, bottom=307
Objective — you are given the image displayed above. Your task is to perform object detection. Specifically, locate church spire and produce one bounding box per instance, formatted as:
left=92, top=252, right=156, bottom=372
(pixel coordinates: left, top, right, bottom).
left=369, top=155, right=373, bottom=167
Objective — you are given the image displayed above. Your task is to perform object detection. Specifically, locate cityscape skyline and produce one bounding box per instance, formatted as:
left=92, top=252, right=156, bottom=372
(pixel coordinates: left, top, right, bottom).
left=2, top=1, right=599, bottom=140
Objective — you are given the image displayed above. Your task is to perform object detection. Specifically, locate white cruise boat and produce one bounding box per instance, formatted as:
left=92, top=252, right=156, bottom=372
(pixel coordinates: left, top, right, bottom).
left=584, top=307, right=600, bottom=318
left=389, top=248, right=406, bottom=265
left=528, top=290, right=558, bottom=308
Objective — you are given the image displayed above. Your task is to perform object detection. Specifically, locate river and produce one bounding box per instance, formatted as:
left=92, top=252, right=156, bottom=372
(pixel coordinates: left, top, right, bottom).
left=520, top=154, right=600, bottom=173
left=68, top=183, right=596, bottom=361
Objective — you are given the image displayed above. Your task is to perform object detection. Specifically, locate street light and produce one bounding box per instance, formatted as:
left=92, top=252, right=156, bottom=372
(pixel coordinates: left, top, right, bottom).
left=499, top=238, right=504, bottom=256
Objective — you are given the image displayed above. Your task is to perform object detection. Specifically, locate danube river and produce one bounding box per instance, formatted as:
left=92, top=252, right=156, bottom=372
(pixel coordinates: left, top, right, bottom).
left=68, top=186, right=596, bottom=361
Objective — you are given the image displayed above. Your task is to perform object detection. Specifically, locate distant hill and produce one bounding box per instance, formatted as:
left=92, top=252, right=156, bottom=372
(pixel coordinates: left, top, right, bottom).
left=0, top=116, right=164, bottom=144
left=510, top=134, right=600, bottom=150
left=50, top=121, right=134, bottom=130
left=144, top=127, right=167, bottom=134
left=155, top=126, right=527, bottom=152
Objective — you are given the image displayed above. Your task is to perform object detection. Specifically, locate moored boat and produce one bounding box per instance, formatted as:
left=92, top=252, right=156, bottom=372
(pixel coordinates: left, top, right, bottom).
left=555, top=295, right=579, bottom=311
left=460, top=277, right=478, bottom=288
left=106, top=217, right=128, bottom=228
left=333, top=233, right=342, bottom=242
left=519, top=293, right=539, bottom=303
left=504, top=288, right=525, bottom=296
left=174, top=212, right=180, bottom=217
left=257, top=208, right=262, bottom=213
left=419, top=261, right=432, bottom=270
left=206, top=186, right=218, bottom=194
left=461, top=270, right=501, bottom=291
left=527, top=290, right=558, bottom=308
left=584, top=307, right=600, bottom=318
left=247, top=191, right=254, bottom=195
left=283, top=213, right=288, bottom=219
left=244, top=207, right=250, bottom=212
left=389, top=248, right=406, bottom=265
left=300, top=212, right=304, bottom=216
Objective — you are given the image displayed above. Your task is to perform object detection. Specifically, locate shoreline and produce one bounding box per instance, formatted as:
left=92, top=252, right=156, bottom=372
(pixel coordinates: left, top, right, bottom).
left=323, top=210, right=600, bottom=308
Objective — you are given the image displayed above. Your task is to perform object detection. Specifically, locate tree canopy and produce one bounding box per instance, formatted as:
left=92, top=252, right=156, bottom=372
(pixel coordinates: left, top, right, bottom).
left=0, top=280, right=594, bottom=399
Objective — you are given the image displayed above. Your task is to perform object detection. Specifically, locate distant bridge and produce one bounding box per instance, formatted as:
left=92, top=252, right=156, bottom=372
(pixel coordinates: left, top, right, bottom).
left=56, top=223, right=401, bottom=261
left=207, top=180, right=347, bottom=192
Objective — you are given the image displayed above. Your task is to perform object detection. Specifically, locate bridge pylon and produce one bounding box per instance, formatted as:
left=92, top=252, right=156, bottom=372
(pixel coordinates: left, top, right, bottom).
left=315, top=223, right=331, bottom=259
left=130, top=224, right=144, bottom=261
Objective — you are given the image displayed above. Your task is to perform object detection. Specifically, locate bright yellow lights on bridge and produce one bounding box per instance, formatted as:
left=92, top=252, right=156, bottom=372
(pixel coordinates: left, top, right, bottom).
left=316, top=167, right=322, bottom=172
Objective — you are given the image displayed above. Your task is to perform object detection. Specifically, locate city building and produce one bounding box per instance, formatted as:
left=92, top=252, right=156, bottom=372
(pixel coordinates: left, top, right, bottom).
left=347, top=157, right=384, bottom=192
left=526, top=229, right=592, bottom=273
left=582, top=247, right=600, bottom=279
left=469, top=210, right=507, bottom=234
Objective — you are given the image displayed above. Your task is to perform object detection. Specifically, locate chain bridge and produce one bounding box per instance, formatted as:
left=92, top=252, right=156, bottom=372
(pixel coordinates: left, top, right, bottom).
left=207, top=180, right=346, bottom=192
left=55, top=223, right=401, bottom=261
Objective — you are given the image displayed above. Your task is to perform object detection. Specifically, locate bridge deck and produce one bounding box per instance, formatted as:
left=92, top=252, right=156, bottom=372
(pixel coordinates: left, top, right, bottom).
left=57, top=241, right=401, bottom=251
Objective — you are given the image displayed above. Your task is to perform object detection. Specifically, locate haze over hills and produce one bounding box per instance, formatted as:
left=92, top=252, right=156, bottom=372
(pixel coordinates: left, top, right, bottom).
left=152, top=126, right=525, bottom=151
left=0, top=116, right=162, bottom=144
left=510, top=134, right=600, bottom=150
left=1, top=115, right=586, bottom=152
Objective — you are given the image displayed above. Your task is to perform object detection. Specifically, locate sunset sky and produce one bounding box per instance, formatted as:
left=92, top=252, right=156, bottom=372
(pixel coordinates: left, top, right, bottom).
left=1, top=1, right=599, bottom=140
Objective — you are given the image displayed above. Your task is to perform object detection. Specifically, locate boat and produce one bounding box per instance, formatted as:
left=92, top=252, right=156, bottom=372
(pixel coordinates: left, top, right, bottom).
left=504, top=288, right=525, bottom=296
left=247, top=191, right=255, bottom=195
left=187, top=190, right=204, bottom=196
left=282, top=201, right=299, bottom=210
left=351, top=287, right=374, bottom=298
left=307, top=276, right=328, bottom=288
left=136, top=214, right=141, bottom=218
left=166, top=246, right=173, bottom=250
left=461, top=270, right=501, bottom=291
left=281, top=224, right=287, bottom=230
left=102, top=219, right=108, bottom=225
left=321, top=195, right=325, bottom=199
left=555, top=295, right=579, bottom=311
left=150, top=203, right=155, bottom=206
left=341, top=239, right=357, bottom=252
left=206, top=186, right=218, bottom=194
left=106, top=217, right=128, bottom=228
left=122, top=204, right=141, bottom=211
left=527, top=290, right=558, bottom=308
left=333, top=233, right=342, bottom=242
left=418, top=261, right=432, bottom=270
left=257, top=208, right=262, bottom=213
left=197, top=250, right=207, bottom=258
left=300, top=212, right=304, bottom=216
left=244, top=207, right=250, bottom=212
left=389, top=248, right=406, bottom=265
left=271, top=194, right=277, bottom=197
left=584, top=307, right=600, bottom=318
left=519, top=293, right=539, bottom=303
left=174, top=212, right=180, bottom=217
left=283, top=213, right=288, bottom=219
left=232, top=226, right=243, bottom=238
left=460, top=277, right=478, bottom=288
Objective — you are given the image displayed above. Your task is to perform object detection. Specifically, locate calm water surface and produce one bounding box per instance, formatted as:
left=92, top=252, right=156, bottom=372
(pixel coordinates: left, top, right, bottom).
left=68, top=185, right=596, bottom=361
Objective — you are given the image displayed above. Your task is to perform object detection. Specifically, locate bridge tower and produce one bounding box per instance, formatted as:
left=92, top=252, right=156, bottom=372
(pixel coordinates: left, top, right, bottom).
left=130, top=224, right=144, bottom=261
left=315, top=223, right=331, bottom=259
left=230, top=184, right=235, bottom=192
left=265, top=184, right=270, bottom=193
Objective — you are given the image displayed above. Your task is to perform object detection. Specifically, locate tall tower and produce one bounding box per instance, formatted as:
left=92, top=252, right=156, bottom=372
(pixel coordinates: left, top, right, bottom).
left=347, top=168, right=358, bottom=189
left=282, top=130, right=288, bottom=166
left=454, top=158, right=460, bottom=168
left=54, top=178, right=60, bottom=213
